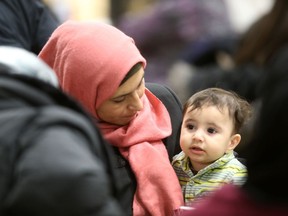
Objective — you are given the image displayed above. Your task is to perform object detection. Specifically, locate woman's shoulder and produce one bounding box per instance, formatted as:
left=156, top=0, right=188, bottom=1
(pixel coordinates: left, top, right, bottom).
left=146, top=82, right=182, bottom=109
left=146, top=82, right=183, bottom=160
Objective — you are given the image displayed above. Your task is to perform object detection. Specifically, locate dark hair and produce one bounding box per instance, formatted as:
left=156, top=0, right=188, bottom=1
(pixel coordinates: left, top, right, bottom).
left=233, top=0, right=288, bottom=66
left=183, top=88, right=252, bottom=133
left=120, top=62, right=143, bottom=86
left=244, top=47, right=288, bottom=204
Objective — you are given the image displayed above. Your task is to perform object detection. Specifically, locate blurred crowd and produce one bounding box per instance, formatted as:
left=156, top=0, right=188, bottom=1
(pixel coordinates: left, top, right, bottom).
left=43, top=0, right=273, bottom=87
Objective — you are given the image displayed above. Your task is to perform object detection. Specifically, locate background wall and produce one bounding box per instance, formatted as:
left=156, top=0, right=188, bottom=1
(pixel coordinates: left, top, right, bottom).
left=224, top=0, right=274, bottom=33
left=44, top=0, right=110, bottom=22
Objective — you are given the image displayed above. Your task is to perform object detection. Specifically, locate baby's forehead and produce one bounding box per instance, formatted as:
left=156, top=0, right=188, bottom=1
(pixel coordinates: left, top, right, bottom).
left=187, top=103, right=228, bottom=114
left=185, top=104, right=231, bottom=118
left=184, top=105, right=235, bottom=127
left=186, top=104, right=234, bottom=121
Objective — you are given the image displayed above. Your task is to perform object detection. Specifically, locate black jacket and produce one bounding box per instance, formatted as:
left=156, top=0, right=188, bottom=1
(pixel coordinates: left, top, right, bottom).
left=0, top=0, right=59, bottom=54
left=0, top=73, right=124, bottom=216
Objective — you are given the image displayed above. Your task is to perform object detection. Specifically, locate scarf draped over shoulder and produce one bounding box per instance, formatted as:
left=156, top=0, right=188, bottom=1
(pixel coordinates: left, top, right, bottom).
left=39, top=20, right=183, bottom=215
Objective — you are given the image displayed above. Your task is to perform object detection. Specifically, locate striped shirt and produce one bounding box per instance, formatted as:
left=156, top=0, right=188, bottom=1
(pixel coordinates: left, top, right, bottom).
left=172, top=151, right=247, bottom=205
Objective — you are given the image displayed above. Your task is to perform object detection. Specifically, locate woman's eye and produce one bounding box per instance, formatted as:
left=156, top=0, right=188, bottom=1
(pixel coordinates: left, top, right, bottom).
left=207, top=128, right=217, bottom=134
left=112, top=96, right=125, bottom=103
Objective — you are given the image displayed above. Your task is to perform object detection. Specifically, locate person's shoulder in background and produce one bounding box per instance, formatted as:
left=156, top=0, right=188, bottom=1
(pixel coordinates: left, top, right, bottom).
left=0, top=0, right=60, bottom=54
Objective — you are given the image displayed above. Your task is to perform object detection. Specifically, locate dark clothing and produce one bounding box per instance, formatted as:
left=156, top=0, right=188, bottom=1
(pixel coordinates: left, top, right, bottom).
left=147, top=83, right=182, bottom=159
left=111, top=83, right=183, bottom=216
left=0, top=0, right=59, bottom=54
left=185, top=64, right=263, bottom=103
left=179, top=184, right=288, bottom=216
left=244, top=45, right=288, bottom=204
left=0, top=73, right=124, bottom=216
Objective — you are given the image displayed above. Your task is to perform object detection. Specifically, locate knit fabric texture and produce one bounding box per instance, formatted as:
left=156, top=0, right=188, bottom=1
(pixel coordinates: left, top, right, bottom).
left=172, top=151, right=247, bottom=205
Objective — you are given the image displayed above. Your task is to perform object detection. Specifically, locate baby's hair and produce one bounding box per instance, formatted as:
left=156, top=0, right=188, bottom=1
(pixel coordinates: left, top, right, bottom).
left=183, top=88, right=252, bottom=133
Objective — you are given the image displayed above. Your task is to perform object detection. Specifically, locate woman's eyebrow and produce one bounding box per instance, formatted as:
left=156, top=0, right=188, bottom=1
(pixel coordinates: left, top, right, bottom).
left=112, top=75, right=145, bottom=99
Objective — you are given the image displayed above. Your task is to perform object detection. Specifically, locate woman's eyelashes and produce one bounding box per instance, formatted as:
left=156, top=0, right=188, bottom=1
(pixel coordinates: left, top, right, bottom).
left=112, top=95, right=126, bottom=103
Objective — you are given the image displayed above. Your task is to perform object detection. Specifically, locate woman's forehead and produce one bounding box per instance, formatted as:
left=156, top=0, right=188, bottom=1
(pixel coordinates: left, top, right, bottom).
left=112, top=68, right=145, bottom=98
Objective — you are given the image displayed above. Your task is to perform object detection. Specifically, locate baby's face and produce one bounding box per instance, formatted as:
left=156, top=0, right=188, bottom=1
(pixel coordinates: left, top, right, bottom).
left=180, top=105, right=238, bottom=171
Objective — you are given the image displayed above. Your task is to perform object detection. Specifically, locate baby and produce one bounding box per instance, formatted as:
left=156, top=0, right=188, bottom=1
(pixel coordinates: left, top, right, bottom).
left=172, top=87, right=252, bottom=205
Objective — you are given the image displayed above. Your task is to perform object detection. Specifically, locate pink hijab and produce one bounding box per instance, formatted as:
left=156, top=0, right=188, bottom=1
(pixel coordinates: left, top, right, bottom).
left=39, top=20, right=183, bottom=215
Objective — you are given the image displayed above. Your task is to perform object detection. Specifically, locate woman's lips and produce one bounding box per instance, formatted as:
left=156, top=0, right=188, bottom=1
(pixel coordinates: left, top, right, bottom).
left=123, top=113, right=137, bottom=120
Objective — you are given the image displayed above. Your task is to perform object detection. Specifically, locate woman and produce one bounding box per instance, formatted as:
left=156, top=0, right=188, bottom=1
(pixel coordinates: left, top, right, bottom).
left=39, top=20, right=183, bottom=216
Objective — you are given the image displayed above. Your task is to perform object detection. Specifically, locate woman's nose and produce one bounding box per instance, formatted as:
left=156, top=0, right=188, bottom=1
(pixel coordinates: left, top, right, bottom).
left=128, top=91, right=143, bottom=111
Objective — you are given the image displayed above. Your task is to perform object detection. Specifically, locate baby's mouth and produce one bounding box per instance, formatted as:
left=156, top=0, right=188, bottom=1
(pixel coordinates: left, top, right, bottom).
left=190, top=146, right=204, bottom=154
left=191, top=146, right=202, bottom=150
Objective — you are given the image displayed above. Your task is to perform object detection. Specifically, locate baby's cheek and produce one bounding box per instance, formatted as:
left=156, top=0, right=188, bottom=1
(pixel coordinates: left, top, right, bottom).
left=180, top=135, right=189, bottom=149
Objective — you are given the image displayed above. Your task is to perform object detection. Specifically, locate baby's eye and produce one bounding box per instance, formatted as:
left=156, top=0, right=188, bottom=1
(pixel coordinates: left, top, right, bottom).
left=186, top=124, right=195, bottom=130
left=207, top=128, right=217, bottom=134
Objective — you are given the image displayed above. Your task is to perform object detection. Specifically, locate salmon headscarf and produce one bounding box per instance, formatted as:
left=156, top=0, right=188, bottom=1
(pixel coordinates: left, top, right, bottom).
left=39, top=20, right=183, bottom=215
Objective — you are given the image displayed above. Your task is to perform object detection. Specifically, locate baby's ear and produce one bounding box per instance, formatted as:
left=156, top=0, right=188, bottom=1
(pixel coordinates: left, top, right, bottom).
left=227, top=134, right=241, bottom=152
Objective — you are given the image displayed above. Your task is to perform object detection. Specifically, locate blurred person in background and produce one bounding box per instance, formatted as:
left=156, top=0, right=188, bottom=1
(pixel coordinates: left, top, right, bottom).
left=110, top=0, right=158, bottom=26
left=169, top=0, right=286, bottom=105
left=115, top=0, right=234, bottom=85
left=0, top=0, right=59, bottom=54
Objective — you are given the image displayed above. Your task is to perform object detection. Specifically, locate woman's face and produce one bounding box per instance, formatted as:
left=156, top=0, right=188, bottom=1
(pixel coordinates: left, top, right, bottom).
left=96, top=67, right=145, bottom=126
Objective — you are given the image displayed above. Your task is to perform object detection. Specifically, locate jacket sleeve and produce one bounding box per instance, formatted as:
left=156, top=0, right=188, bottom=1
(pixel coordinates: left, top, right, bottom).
left=2, top=111, right=124, bottom=216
